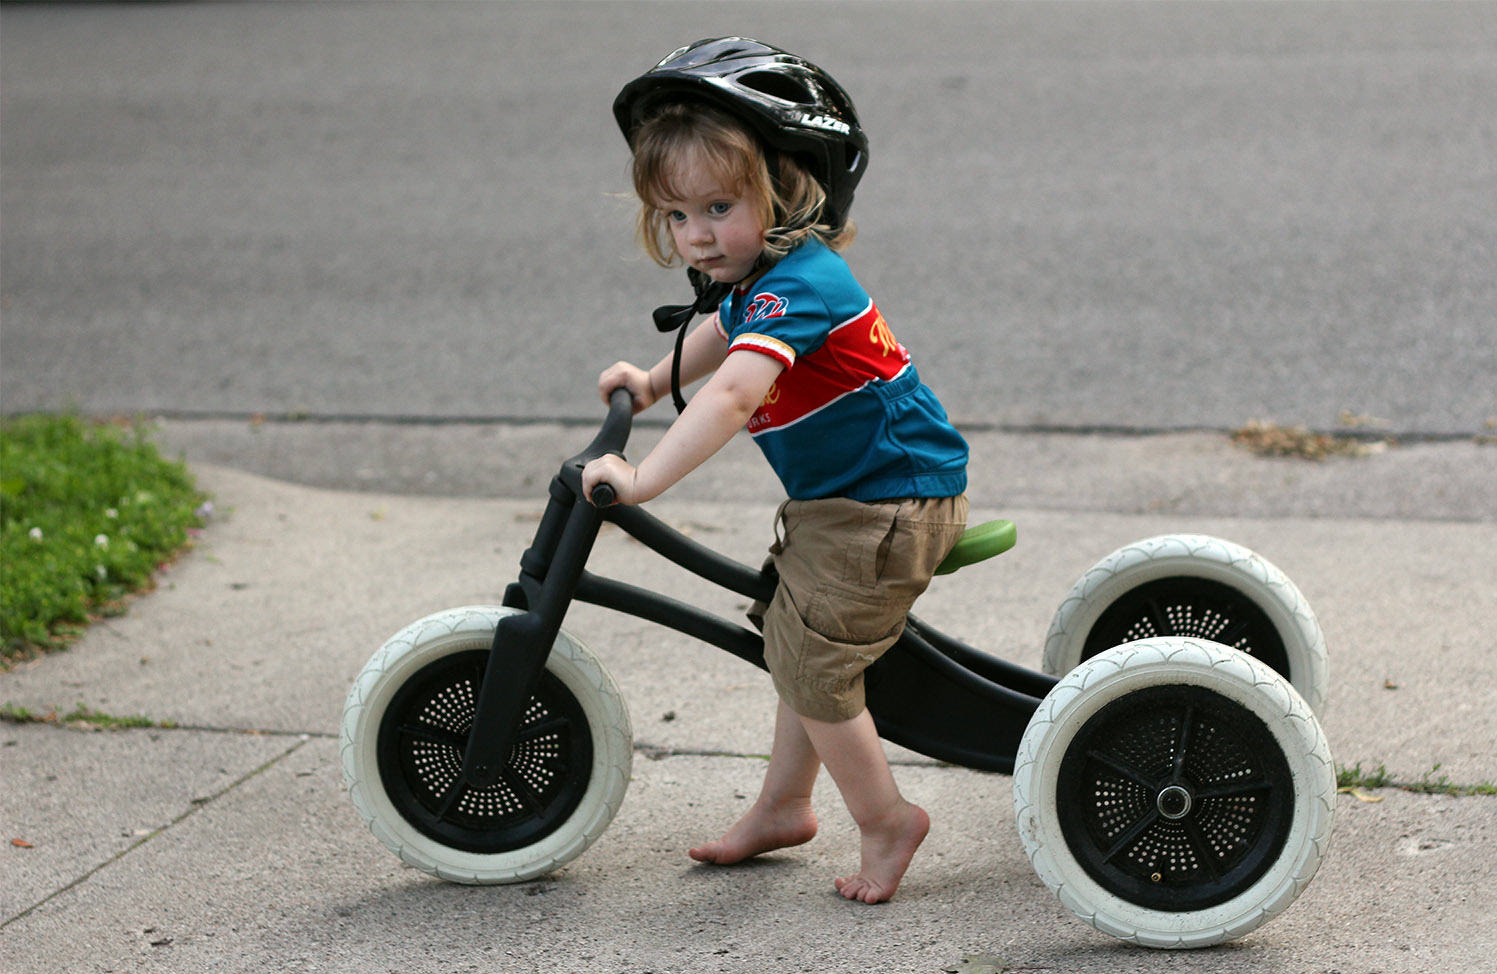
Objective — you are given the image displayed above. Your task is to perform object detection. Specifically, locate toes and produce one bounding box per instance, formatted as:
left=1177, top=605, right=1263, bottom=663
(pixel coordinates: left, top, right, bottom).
left=835, top=874, right=893, bottom=904
left=689, top=843, right=725, bottom=864
left=835, top=876, right=873, bottom=902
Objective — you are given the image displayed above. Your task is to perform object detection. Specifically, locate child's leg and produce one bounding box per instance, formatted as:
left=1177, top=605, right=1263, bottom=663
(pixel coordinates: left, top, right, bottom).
left=688, top=699, right=821, bottom=864
left=799, top=708, right=929, bottom=904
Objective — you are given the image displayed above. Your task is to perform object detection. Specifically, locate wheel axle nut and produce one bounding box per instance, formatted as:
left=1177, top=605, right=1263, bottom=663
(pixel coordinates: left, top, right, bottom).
left=1157, top=784, right=1193, bottom=820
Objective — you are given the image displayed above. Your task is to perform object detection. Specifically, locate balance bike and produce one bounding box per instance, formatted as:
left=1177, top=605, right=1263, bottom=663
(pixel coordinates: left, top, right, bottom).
left=341, top=388, right=1334, bottom=948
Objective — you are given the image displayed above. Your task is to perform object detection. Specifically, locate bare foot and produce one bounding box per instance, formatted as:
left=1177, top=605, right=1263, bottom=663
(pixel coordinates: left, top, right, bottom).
left=688, top=799, right=818, bottom=865
left=833, top=801, right=929, bottom=904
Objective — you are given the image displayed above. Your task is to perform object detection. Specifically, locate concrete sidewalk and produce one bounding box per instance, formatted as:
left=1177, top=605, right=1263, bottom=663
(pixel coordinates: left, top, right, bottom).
left=3, top=438, right=1495, bottom=972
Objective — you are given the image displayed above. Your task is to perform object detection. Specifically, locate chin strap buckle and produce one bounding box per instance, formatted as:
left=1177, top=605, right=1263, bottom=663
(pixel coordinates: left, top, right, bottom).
left=650, top=269, right=734, bottom=414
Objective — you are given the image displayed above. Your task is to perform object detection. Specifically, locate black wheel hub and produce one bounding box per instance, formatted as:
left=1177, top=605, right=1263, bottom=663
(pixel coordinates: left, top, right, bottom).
left=1056, top=684, right=1293, bottom=912
left=1083, top=577, right=1292, bottom=680
left=376, top=649, right=593, bottom=854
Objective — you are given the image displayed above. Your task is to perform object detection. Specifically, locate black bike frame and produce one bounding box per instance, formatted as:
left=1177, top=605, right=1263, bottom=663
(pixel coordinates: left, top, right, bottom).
left=461, top=390, right=1058, bottom=784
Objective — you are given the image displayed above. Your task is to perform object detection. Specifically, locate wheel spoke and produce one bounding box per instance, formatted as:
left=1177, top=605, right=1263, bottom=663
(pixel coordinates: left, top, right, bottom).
left=500, top=765, right=548, bottom=816
left=1217, top=618, right=1252, bottom=649
left=434, top=776, right=470, bottom=821
left=514, top=714, right=571, bottom=745
left=1087, top=747, right=1160, bottom=791
left=1183, top=819, right=1225, bottom=880
left=1144, top=598, right=1174, bottom=638
left=1100, top=808, right=1162, bottom=865
left=400, top=721, right=469, bottom=752
left=1194, top=778, right=1273, bottom=802
left=1172, top=704, right=1196, bottom=777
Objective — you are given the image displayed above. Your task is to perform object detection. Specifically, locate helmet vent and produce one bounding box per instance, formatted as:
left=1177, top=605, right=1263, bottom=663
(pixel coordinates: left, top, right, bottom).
left=738, top=70, right=817, bottom=106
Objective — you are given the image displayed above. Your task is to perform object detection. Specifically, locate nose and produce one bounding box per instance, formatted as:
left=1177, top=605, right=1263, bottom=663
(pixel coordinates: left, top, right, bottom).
left=683, top=215, right=713, bottom=247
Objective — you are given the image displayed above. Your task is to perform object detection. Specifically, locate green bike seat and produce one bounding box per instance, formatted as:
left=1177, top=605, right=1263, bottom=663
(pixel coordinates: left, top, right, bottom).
left=934, top=519, right=1017, bottom=576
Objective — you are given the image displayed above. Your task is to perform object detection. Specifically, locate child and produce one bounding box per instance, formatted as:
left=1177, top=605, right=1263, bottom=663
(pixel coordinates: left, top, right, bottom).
left=584, top=37, right=969, bottom=904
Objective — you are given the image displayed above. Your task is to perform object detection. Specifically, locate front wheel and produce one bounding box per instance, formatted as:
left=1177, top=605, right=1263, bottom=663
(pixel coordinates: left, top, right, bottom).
left=1043, top=535, right=1328, bottom=716
left=340, top=606, right=632, bottom=884
left=1013, top=637, right=1335, bottom=948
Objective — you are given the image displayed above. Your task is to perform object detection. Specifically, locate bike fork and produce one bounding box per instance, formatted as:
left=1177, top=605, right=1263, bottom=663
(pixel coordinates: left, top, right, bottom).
left=460, top=477, right=602, bottom=788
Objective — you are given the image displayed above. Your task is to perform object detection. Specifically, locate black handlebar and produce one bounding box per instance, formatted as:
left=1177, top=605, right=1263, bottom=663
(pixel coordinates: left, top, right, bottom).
left=590, top=482, right=617, bottom=509
left=567, top=386, right=635, bottom=508
left=592, top=387, right=637, bottom=458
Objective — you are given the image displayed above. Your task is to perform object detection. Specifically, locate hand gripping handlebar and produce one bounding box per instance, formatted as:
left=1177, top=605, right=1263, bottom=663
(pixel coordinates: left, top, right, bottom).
left=564, top=386, right=635, bottom=508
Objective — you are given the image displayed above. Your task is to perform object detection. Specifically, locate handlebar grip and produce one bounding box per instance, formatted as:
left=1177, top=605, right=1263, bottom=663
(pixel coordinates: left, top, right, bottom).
left=589, top=390, right=633, bottom=508
left=568, top=387, right=635, bottom=507
left=608, top=385, right=635, bottom=414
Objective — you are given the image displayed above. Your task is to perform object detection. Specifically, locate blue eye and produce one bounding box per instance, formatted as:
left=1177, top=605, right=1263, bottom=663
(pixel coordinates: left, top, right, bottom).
left=709, top=201, right=733, bottom=216
left=666, top=210, right=687, bottom=223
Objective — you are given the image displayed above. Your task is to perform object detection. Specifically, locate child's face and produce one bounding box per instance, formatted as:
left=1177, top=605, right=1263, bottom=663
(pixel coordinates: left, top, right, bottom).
left=655, top=154, right=768, bottom=285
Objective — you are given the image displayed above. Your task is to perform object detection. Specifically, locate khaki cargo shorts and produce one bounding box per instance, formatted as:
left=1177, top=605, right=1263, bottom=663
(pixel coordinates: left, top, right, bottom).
left=749, top=494, right=968, bottom=723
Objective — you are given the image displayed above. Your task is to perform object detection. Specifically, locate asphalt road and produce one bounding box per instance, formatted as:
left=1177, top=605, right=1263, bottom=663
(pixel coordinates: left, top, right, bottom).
left=4, top=1, right=1495, bottom=437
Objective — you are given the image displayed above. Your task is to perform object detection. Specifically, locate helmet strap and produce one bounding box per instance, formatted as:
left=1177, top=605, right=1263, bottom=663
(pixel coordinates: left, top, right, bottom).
left=651, top=267, right=736, bottom=414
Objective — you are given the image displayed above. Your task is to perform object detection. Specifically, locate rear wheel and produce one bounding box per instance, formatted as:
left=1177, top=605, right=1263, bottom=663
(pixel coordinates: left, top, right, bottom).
left=1043, top=535, right=1328, bottom=715
left=1014, top=637, right=1335, bottom=948
left=341, top=606, right=632, bottom=884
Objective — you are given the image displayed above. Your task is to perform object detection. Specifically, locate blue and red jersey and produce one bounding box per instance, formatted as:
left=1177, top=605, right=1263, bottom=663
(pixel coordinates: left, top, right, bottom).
left=714, top=239, right=968, bottom=502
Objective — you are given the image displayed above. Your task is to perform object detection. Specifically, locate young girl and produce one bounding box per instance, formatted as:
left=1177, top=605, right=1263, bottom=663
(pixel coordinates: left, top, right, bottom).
left=583, top=37, right=969, bottom=904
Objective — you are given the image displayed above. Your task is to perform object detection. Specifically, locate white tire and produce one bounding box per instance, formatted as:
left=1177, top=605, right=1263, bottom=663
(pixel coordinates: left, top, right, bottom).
left=340, top=606, right=632, bottom=884
left=1014, top=637, right=1335, bottom=948
left=1043, top=534, right=1328, bottom=716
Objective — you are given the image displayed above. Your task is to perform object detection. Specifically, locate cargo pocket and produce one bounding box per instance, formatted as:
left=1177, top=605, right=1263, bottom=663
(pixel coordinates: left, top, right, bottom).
left=872, top=496, right=970, bottom=599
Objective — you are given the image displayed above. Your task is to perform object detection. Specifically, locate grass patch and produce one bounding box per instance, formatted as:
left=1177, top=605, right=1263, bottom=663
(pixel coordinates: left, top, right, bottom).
left=0, top=701, right=177, bottom=730
left=1, top=415, right=207, bottom=666
left=1337, top=761, right=1496, bottom=798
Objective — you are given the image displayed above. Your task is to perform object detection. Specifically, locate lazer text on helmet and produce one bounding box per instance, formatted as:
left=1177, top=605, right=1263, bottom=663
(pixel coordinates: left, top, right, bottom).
left=795, top=112, right=852, bottom=135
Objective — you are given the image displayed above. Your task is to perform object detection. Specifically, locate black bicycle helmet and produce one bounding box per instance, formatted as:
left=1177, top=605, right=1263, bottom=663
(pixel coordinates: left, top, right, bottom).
left=613, top=37, right=869, bottom=230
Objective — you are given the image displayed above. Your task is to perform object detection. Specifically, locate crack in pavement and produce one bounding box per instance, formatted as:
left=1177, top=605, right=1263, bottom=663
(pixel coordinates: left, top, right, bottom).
left=1, top=733, right=311, bottom=931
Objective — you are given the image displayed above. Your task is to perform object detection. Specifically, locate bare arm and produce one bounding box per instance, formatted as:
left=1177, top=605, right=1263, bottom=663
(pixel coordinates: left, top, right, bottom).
left=597, top=313, right=730, bottom=414
left=583, top=349, right=783, bottom=505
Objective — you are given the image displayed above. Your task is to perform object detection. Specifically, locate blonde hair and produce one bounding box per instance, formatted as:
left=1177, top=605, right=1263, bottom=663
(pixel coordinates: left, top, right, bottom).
left=629, top=101, right=855, bottom=269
